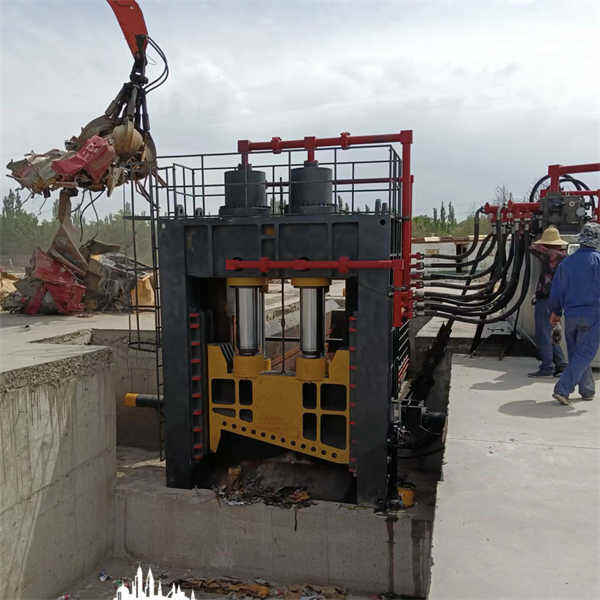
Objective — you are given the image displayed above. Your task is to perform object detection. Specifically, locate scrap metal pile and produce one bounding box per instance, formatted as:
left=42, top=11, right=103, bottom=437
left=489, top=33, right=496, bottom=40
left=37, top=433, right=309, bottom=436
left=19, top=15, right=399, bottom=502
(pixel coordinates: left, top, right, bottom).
left=0, top=236, right=153, bottom=314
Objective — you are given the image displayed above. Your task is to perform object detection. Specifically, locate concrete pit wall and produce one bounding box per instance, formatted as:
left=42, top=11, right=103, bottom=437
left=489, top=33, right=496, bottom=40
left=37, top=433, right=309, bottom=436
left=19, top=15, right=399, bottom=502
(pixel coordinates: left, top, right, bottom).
left=0, top=348, right=115, bottom=600
left=91, top=330, right=160, bottom=450
left=39, top=328, right=161, bottom=450
left=114, top=465, right=433, bottom=597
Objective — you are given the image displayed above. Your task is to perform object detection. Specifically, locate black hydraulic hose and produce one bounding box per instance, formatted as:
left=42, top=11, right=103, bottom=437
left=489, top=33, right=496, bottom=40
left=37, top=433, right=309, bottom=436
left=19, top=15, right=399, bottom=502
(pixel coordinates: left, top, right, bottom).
left=425, top=208, right=483, bottom=260
left=424, top=234, right=515, bottom=303
left=427, top=235, right=501, bottom=269
left=427, top=240, right=498, bottom=270
left=425, top=232, right=531, bottom=325
left=530, top=173, right=593, bottom=202
left=422, top=233, right=496, bottom=291
left=423, top=234, right=525, bottom=316
left=424, top=256, right=500, bottom=281
left=530, top=174, right=549, bottom=202
left=423, top=240, right=531, bottom=324
left=423, top=230, right=503, bottom=281
left=424, top=279, right=492, bottom=291
left=530, top=173, right=596, bottom=217
left=423, top=232, right=524, bottom=314
left=423, top=234, right=517, bottom=306
left=434, top=216, right=497, bottom=334
left=422, top=229, right=507, bottom=314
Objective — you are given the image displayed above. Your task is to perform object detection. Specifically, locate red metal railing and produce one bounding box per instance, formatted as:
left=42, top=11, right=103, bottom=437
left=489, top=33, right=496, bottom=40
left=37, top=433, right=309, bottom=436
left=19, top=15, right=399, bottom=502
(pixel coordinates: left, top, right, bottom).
left=238, top=131, right=413, bottom=163
left=230, top=131, right=415, bottom=323
left=548, top=163, right=600, bottom=193
left=226, top=257, right=419, bottom=326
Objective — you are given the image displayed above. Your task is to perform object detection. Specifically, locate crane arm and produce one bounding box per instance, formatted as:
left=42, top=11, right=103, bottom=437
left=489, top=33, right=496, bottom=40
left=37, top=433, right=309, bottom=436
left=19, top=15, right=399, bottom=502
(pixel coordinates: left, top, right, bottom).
left=106, top=0, right=148, bottom=58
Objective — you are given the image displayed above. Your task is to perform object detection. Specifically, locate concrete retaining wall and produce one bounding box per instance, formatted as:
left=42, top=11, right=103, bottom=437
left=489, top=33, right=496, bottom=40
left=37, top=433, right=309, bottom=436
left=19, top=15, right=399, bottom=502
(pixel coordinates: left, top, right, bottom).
left=0, top=349, right=115, bottom=600
left=114, top=467, right=432, bottom=597
left=91, top=329, right=160, bottom=450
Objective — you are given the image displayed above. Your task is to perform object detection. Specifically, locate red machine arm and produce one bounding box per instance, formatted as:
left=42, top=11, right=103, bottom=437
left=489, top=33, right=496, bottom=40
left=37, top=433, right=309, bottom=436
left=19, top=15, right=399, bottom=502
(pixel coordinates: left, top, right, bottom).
left=106, top=0, right=148, bottom=58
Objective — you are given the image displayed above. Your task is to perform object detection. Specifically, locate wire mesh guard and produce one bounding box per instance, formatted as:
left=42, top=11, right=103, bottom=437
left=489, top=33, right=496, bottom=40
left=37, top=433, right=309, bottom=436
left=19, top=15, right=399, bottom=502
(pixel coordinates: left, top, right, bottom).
left=152, top=143, right=402, bottom=218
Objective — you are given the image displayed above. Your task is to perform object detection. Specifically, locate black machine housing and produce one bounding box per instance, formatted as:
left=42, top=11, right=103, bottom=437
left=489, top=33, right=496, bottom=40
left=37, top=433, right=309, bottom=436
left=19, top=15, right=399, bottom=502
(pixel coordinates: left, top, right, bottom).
left=154, top=144, right=410, bottom=505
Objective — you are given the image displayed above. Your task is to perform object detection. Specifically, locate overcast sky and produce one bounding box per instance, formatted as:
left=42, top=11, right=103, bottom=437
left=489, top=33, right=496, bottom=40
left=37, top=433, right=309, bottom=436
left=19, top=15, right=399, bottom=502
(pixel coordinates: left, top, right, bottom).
left=1, top=0, right=599, bottom=220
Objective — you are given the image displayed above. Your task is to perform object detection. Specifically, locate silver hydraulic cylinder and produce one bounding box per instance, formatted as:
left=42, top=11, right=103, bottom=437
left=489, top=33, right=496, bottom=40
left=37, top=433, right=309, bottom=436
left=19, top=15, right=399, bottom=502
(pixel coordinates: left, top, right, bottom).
left=299, top=287, right=325, bottom=358
left=236, top=286, right=262, bottom=355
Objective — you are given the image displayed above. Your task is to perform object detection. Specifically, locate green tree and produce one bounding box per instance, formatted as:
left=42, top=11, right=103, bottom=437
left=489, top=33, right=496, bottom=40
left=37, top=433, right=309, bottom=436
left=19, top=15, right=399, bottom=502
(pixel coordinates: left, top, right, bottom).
left=1, top=190, right=40, bottom=259
left=0, top=188, right=154, bottom=267
left=2, top=189, right=23, bottom=217
left=440, top=201, right=447, bottom=232
left=448, top=201, right=456, bottom=228
left=412, top=215, right=436, bottom=237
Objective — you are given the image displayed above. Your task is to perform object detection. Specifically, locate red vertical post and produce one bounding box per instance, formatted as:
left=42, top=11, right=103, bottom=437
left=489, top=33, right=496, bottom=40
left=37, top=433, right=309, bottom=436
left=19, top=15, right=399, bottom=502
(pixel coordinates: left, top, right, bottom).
left=305, top=136, right=316, bottom=162
left=401, top=130, right=413, bottom=296
left=548, top=164, right=561, bottom=193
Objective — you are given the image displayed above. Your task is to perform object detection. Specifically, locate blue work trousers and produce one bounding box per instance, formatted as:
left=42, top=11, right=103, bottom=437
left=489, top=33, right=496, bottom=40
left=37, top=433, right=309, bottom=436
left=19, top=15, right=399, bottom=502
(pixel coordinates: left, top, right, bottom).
left=535, top=297, right=567, bottom=374
left=555, top=315, right=599, bottom=398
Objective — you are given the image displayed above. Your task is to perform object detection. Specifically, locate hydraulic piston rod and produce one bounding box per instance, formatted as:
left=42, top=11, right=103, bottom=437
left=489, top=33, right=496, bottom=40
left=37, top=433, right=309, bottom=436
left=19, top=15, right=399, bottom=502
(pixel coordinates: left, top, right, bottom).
left=228, top=277, right=266, bottom=356
left=292, top=278, right=329, bottom=359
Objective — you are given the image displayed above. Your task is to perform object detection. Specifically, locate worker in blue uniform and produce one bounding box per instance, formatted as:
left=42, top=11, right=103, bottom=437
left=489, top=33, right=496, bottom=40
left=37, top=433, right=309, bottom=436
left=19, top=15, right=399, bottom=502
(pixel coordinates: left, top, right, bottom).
left=549, top=222, right=600, bottom=405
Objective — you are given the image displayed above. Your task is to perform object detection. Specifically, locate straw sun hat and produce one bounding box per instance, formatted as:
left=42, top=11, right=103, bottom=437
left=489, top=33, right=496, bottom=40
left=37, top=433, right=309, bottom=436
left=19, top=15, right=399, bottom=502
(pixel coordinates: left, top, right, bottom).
left=533, top=226, right=567, bottom=246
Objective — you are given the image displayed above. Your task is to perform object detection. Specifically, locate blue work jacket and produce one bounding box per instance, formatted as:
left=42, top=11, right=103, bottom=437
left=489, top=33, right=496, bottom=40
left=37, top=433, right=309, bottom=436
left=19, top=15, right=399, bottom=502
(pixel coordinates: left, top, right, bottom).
left=549, top=246, right=600, bottom=319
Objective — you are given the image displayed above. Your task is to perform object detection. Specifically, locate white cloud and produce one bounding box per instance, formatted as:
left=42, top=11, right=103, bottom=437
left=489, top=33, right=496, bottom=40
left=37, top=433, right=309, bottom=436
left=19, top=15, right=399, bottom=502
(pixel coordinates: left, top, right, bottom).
left=1, top=0, right=598, bottom=220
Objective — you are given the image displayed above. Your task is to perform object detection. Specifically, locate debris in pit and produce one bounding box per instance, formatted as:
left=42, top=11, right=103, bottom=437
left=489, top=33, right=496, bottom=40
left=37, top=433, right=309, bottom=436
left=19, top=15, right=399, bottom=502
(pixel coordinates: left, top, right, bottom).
left=98, top=569, right=111, bottom=582
left=172, top=577, right=270, bottom=599
left=284, top=583, right=347, bottom=600
left=227, top=465, right=242, bottom=487
left=171, top=577, right=346, bottom=600
left=215, top=465, right=314, bottom=509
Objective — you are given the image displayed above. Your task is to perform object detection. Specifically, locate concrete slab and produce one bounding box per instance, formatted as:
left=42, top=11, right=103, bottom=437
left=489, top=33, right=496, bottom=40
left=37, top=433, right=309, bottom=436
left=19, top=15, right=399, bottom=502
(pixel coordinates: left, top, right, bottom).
left=430, top=355, right=600, bottom=599
left=0, top=312, right=152, bottom=375
left=417, top=316, right=512, bottom=342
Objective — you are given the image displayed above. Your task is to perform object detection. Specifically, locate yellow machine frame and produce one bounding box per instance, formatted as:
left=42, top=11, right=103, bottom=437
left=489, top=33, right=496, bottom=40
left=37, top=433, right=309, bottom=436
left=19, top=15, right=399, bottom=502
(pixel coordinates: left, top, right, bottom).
left=208, top=347, right=350, bottom=464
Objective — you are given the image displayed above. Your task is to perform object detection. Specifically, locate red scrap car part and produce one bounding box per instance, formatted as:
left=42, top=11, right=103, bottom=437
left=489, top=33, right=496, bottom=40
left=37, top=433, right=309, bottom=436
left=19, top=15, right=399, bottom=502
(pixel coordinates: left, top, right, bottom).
left=52, top=135, right=116, bottom=183
left=31, top=248, right=79, bottom=285
left=25, top=249, right=85, bottom=314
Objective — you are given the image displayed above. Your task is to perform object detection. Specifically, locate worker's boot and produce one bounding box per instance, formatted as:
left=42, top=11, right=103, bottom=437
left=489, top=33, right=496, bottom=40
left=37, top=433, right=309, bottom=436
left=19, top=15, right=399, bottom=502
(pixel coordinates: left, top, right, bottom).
left=552, top=392, right=571, bottom=406
left=528, top=369, right=554, bottom=378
